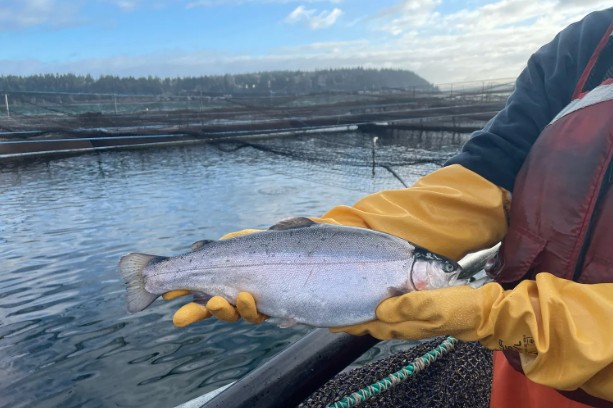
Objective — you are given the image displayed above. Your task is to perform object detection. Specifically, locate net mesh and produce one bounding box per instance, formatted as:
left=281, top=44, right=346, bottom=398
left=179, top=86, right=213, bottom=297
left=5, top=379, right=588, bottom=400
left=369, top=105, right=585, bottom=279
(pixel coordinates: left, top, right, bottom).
left=208, top=130, right=466, bottom=193
left=301, top=338, right=493, bottom=408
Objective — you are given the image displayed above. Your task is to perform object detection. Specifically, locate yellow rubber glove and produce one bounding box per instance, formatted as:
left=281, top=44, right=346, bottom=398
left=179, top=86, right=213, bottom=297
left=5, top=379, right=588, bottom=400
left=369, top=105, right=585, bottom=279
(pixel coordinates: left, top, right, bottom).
left=167, top=164, right=508, bottom=327
left=311, top=164, right=509, bottom=261
left=332, top=273, right=613, bottom=402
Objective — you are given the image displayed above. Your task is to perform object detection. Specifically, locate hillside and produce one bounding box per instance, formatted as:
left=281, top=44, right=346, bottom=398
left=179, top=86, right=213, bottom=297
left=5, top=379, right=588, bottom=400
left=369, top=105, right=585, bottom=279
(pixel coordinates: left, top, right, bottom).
left=0, top=68, right=432, bottom=96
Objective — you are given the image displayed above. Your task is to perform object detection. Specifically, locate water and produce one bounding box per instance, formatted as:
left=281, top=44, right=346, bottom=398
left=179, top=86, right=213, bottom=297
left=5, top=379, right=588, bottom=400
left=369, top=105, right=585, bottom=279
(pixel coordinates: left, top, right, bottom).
left=0, top=131, right=464, bottom=408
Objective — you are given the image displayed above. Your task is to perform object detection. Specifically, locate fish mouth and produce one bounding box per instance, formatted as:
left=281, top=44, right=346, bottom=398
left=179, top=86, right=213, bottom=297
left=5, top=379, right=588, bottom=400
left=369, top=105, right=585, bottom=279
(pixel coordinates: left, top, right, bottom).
left=457, top=243, right=501, bottom=280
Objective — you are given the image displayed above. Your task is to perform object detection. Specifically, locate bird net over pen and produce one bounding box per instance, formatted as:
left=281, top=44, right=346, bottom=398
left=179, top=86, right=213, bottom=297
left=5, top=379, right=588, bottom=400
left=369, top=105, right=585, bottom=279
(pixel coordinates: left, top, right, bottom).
left=206, top=129, right=467, bottom=194
left=0, top=82, right=493, bottom=193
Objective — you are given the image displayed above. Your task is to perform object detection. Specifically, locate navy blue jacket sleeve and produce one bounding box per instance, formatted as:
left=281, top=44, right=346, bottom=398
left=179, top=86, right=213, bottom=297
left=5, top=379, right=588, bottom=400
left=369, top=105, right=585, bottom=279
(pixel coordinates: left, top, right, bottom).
left=445, top=8, right=613, bottom=192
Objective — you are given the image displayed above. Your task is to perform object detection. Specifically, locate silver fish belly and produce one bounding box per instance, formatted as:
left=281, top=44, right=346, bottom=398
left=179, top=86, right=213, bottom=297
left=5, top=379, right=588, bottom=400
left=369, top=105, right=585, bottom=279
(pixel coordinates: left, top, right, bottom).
left=118, top=218, right=463, bottom=328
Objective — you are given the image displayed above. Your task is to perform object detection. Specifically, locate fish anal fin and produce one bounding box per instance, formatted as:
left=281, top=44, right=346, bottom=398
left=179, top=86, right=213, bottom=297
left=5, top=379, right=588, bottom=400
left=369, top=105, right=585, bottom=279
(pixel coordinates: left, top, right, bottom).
left=276, top=317, right=298, bottom=328
left=192, top=291, right=212, bottom=305
left=269, top=217, right=316, bottom=231
left=118, top=253, right=167, bottom=313
left=387, top=286, right=407, bottom=298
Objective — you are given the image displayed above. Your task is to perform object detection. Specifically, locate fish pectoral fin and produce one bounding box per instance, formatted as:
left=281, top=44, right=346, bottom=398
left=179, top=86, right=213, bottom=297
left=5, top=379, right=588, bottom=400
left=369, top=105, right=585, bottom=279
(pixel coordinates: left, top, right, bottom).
left=190, top=240, right=216, bottom=251
left=192, top=291, right=213, bottom=305
left=118, top=253, right=167, bottom=313
left=268, top=217, right=316, bottom=231
left=276, top=317, right=298, bottom=328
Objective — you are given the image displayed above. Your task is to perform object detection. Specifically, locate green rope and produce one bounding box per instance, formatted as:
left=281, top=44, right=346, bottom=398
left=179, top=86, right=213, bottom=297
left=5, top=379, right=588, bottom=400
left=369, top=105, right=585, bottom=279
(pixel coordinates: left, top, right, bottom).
left=328, top=336, right=459, bottom=408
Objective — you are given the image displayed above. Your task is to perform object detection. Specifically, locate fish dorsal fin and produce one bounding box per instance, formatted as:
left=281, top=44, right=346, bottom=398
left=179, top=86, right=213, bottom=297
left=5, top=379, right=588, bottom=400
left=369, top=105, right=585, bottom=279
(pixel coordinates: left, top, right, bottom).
left=190, top=240, right=216, bottom=251
left=269, top=217, right=316, bottom=231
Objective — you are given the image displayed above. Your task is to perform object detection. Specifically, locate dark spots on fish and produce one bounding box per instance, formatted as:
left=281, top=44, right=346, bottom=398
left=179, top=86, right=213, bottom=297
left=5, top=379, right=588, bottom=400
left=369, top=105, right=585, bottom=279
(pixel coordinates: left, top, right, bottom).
left=226, top=259, right=230, bottom=263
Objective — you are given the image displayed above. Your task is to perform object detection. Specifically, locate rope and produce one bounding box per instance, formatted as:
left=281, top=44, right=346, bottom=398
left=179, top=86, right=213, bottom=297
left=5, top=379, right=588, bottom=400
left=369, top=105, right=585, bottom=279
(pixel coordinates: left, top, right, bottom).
left=328, top=337, right=458, bottom=408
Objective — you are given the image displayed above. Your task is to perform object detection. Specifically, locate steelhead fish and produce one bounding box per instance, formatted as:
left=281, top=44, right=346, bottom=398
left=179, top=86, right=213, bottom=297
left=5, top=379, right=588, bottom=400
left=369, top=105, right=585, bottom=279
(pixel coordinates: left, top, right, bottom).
left=118, top=217, right=494, bottom=328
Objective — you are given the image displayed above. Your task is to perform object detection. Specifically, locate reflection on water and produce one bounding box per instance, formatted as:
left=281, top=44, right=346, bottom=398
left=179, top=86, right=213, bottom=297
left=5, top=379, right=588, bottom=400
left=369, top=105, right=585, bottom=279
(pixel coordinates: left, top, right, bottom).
left=0, top=131, right=464, bottom=408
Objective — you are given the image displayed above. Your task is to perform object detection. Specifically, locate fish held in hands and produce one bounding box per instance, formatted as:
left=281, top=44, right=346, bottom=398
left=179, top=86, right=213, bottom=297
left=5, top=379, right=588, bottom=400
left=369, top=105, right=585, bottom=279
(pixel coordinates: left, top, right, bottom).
left=118, top=217, right=466, bottom=328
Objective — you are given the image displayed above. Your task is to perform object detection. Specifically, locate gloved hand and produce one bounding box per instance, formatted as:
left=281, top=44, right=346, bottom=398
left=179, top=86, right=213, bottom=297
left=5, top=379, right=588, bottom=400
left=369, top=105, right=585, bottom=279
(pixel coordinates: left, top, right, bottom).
left=331, top=273, right=613, bottom=402
left=166, top=164, right=508, bottom=327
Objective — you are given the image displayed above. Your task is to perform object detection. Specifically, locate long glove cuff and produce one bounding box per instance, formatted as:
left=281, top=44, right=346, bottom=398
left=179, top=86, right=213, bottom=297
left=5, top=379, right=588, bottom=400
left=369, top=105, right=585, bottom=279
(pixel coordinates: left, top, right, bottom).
left=312, top=164, right=509, bottom=261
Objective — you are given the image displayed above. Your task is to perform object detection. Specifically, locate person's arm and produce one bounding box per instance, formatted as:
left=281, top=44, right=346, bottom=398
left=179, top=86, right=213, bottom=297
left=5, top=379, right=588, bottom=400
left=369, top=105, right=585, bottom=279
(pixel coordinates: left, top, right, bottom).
left=333, top=273, right=613, bottom=402
left=447, top=8, right=613, bottom=192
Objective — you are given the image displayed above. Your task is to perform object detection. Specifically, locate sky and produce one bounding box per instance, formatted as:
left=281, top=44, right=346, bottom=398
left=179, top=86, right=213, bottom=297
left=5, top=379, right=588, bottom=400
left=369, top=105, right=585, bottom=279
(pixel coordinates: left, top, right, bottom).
left=0, top=0, right=611, bottom=84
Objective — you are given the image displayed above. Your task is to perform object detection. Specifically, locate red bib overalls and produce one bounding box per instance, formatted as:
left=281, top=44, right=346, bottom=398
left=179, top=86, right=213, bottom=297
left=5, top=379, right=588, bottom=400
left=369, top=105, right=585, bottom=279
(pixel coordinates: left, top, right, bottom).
left=487, top=19, right=613, bottom=408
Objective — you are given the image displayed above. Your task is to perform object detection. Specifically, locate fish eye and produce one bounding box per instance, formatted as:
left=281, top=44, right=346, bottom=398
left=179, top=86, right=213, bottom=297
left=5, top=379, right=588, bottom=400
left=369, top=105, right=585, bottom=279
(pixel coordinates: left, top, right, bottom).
left=444, top=262, right=455, bottom=272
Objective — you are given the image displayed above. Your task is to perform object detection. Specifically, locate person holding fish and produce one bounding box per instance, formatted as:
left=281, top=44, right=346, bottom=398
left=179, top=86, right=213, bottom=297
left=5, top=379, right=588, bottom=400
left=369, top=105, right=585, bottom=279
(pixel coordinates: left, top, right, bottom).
left=121, top=7, right=613, bottom=408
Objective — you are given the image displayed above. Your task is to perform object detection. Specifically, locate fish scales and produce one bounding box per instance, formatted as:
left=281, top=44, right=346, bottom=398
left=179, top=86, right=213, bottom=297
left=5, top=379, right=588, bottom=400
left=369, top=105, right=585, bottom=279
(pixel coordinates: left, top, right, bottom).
left=145, top=225, right=415, bottom=327
left=119, top=218, right=470, bottom=328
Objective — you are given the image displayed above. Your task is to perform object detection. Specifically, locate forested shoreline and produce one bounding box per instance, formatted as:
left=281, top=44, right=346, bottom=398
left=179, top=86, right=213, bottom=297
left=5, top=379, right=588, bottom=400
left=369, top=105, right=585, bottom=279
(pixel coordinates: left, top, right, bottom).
left=0, top=68, right=432, bottom=96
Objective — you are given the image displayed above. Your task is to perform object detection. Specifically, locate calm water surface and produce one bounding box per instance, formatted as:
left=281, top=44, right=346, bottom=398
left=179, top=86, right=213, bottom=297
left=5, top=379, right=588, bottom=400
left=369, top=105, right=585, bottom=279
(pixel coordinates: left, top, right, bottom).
left=0, top=132, right=464, bottom=408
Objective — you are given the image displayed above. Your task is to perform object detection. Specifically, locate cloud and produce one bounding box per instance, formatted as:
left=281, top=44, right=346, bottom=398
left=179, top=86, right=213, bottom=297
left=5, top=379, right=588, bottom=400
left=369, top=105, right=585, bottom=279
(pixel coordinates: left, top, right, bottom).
left=1, top=0, right=612, bottom=84
left=0, top=0, right=87, bottom=32
left=356, top=0, right=613, bottom=81
left=185, top=0, right=339, bottom=8
left=371, top=0, right=441, bottom=35
left=284, top=5, right=343, bottom=29
left=0, top=32, right=528, bottom=82
left=272, top=40, right=371, bottom=53
left=443, top=0, right=556, bottom=31
left=105, top=1, right=141, bottom=12
left=557, top=0, right=612, bottom=6
left=372, top=0, right=612, bottom=36
left=99, top=0, right=172, bottom=11
left=0, top=0, right=339, bottom=31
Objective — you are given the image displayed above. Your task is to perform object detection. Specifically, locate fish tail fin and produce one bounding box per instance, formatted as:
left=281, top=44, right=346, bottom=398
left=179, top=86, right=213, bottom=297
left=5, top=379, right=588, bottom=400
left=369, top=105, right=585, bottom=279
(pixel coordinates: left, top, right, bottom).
left=118, top=253, right=165, bottom=313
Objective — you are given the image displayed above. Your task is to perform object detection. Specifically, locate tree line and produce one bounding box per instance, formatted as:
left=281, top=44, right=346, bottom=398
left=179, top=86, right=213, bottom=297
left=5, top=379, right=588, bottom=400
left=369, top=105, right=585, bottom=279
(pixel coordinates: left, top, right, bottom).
left=0, top=68, right=432, bottom=97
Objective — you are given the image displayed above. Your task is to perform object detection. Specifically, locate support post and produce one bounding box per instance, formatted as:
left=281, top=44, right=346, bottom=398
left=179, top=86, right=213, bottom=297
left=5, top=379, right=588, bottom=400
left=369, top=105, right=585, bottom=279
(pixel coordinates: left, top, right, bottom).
left=372, top=136, right=378, bottom=176
left=200, top=91, right=204, bottom=126
left=113, top=94, right=118, bottom=114
left=4, top=94, right=9, bottom=118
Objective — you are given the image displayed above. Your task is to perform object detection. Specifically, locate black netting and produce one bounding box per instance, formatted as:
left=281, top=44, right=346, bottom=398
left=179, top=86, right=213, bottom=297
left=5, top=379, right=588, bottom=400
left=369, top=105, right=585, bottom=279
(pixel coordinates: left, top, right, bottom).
left=207, top=130, right=464, bottom=193
left=0, top=84, right=514, bottom=192
left=301, top=338, right=493, bottom=408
